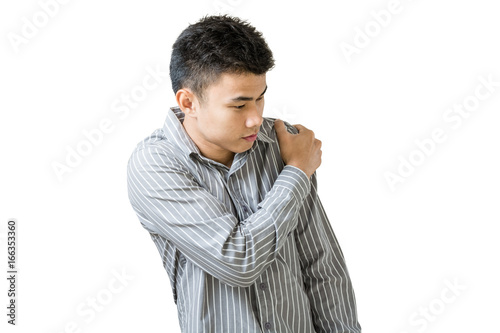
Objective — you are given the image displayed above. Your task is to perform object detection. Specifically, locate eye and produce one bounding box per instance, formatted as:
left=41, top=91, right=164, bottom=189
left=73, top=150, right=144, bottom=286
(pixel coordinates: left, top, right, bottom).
left=234, top=104, right=246, bottom=109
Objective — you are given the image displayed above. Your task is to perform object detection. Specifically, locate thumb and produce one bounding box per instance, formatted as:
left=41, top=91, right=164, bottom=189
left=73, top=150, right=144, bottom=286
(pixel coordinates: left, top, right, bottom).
left=274, top=119, right=286, bottom=135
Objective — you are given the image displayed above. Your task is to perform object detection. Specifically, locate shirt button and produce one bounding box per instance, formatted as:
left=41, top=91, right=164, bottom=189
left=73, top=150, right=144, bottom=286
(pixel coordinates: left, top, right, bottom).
left=242, top=206, right=249, bottom=213
left=259, top=283, right=266, bottom=290
left=264, top=322, right=272, bottom=330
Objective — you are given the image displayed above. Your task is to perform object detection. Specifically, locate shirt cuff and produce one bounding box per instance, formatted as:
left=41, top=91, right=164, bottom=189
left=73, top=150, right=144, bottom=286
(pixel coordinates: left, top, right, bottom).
left=273, top=165, right=311, bottom=203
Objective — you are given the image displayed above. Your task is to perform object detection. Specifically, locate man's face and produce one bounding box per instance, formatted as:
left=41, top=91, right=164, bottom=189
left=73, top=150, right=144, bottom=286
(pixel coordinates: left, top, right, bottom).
left=188, top=72, right=267, bottom=165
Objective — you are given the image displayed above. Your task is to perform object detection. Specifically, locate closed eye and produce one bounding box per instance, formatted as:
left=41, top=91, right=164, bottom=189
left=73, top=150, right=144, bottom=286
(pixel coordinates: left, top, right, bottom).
left=232, top=96, right=264, bottom=109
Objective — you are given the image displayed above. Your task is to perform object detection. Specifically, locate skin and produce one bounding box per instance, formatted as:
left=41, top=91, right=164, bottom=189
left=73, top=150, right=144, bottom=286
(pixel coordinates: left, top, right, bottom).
left=176, top=72, right=267, bottom=168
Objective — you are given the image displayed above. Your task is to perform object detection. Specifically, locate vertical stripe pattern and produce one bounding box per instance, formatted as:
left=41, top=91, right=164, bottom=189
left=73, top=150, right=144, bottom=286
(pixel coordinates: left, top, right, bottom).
left=127, top=107, right=361, bottom=332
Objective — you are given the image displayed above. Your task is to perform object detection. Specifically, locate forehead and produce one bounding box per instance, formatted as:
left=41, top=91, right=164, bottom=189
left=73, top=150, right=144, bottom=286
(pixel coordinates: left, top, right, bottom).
left=207, top=72, right=267, bottom=96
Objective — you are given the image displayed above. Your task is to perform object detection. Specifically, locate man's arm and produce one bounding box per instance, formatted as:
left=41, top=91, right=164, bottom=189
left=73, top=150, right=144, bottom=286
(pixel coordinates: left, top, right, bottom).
left=294, top=173, right=362, bottom=332
left=127, top=144, right=311, bottom=288
left=274, top=119, right=361, bottom=331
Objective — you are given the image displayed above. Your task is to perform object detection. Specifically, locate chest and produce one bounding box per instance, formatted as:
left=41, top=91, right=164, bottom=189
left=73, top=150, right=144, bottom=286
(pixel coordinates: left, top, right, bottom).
left=188, top=144, right=284, bottom=218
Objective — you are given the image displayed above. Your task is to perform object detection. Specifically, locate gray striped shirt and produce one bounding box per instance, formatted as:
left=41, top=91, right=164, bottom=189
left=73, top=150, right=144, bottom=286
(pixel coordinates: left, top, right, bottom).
left=127, top=107, right=361, bottom=333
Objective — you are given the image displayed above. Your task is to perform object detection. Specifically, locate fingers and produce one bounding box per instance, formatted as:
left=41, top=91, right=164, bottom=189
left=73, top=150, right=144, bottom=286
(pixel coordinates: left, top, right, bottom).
left=293, top=124, right=306, bottom=133
left=294, top=124, right=316, bottom=142
left=293, top=125, right=315, bottom=140
left=275, top=120, right=319, bottom=141
left=315, top=138, right=322, bottom=148
left=274, top=119, right=285, bottom=133
left=275, top=120, right=306, bottom=134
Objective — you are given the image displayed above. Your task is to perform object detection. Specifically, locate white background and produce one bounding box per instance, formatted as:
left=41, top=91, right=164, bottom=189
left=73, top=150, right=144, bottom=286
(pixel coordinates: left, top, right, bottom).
left=1, top=0, right=499, bottom=332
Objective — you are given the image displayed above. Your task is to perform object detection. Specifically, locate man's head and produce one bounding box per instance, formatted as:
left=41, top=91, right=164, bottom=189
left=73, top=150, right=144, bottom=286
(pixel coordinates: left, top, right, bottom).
left=170, top=15, right=275, bottom=102
left=170, top=15, right=275, bottom=167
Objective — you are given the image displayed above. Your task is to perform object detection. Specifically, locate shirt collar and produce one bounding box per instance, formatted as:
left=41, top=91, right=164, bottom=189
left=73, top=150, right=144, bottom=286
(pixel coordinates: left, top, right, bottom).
left=162, top=107, right=201, bottom=158
left=162, top=106, right=275, bottom=161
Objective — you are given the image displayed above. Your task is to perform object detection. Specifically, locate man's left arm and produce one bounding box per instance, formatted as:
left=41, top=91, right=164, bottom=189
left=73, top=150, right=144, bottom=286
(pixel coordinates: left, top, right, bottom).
left=294, top=172, right=362, bottom=333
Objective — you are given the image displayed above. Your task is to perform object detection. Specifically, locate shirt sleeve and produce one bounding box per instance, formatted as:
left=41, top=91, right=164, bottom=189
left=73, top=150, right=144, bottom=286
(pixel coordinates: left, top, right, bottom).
left=294, top=172, right=362, bottom=333
left=127, top=145, right=311, bottom=288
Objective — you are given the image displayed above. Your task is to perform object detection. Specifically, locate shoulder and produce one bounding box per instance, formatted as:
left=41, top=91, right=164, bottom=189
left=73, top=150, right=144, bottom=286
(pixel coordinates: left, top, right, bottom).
left=127, top=129, right=186, bottom=175
left=259, top=117, right=299, bottom=142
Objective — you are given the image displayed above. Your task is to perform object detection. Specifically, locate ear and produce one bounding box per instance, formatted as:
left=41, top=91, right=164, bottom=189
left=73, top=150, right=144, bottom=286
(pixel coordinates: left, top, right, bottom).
left=176, top=88, right=199, bottom=118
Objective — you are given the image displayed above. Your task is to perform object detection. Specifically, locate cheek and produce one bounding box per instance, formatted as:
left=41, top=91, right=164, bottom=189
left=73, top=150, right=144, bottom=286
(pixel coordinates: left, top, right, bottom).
left=215, top=110, right=241, bottom=127
left=201, top=109, right=240, bottom=138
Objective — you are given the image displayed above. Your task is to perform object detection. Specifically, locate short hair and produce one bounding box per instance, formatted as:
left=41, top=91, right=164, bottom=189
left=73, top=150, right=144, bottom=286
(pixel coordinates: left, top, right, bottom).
left=169, top=15, right=275, bottom=102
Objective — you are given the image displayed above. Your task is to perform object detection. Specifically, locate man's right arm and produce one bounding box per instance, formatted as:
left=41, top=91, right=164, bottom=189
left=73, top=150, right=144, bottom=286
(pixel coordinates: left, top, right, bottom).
left=127, top=145, right=311, bottom=288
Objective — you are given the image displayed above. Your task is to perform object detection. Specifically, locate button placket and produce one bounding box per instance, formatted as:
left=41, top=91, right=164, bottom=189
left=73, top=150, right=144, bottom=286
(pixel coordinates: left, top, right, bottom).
left=227, top=176, right=250, bottom=217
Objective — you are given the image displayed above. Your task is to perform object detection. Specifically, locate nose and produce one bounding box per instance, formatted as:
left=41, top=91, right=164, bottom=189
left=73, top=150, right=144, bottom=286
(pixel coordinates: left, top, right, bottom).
left=246, top=104, right=263, bottom=128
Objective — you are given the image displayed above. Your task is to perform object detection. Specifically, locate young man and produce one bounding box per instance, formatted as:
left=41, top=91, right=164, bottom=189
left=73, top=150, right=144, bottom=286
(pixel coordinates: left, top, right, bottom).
left=127, top=15, right=361, bottom=333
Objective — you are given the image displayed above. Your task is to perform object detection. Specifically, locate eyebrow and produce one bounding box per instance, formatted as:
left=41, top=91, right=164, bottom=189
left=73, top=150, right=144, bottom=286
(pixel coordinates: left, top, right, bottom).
left=230, top=85, right=268, bottom=102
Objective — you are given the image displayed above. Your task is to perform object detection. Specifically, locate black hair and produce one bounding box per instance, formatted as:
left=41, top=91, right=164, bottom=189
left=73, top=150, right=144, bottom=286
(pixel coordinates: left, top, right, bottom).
left=169, top=15, right=275, bottom=102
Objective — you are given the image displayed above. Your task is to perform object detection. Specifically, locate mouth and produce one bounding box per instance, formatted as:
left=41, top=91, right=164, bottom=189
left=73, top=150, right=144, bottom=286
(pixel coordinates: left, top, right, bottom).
left=242, top=133, right=258, bottom=142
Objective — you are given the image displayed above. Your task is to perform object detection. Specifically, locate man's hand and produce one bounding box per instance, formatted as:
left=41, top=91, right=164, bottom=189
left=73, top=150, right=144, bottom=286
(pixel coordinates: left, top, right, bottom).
left=274, top=119, right=322, bottom=178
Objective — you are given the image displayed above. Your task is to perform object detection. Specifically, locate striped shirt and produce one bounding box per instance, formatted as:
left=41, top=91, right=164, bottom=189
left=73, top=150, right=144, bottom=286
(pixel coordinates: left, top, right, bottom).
left=127, top=107, right=361, bottom=333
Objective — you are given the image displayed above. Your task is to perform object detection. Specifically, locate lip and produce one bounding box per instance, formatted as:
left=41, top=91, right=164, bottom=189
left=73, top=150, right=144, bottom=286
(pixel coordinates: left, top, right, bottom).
left=242, top=133, right=258, bottom=142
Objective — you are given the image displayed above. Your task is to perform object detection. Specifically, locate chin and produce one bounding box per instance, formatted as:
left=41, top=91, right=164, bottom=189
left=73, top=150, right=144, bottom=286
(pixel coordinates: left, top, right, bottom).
left=232, top=144, right=252, bottom=154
